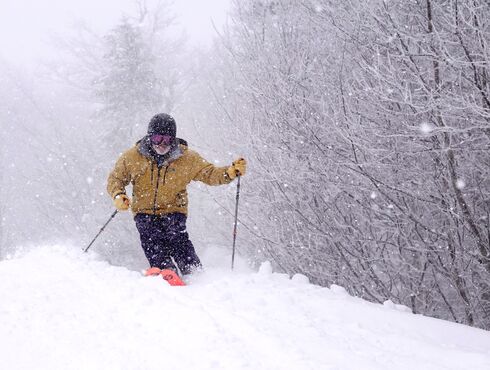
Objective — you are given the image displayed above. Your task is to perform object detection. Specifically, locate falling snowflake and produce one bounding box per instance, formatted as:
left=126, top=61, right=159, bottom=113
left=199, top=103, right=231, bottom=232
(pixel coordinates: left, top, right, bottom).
left=456, top=179, right=465, bottom=189
left=419, top=122, right=435, bottom=134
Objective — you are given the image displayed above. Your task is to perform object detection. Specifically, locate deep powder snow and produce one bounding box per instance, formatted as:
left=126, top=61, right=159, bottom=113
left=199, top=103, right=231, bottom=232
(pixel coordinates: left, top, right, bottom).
left=1, top=245, right=489, bottom=370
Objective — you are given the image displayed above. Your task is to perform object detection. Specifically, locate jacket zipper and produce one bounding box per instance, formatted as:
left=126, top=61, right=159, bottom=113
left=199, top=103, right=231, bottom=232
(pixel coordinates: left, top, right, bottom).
left=162, top=165, right=169, bottom=185
left=152, top=166, right=162, bottom=214
left=152, top=165, right=169, bottom=214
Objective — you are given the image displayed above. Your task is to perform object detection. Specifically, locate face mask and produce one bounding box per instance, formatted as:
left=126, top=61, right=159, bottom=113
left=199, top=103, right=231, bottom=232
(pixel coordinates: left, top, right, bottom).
left=152, top=143, right=171, bottom=155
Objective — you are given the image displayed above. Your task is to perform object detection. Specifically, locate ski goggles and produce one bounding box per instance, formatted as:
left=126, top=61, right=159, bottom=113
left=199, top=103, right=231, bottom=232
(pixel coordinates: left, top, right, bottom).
left=150, top=134, right=173, bottom=146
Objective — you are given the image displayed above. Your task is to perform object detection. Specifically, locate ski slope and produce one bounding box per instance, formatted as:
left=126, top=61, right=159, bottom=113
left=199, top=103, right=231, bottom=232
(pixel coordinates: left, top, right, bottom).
left=1, top=245, right=489, bottom=370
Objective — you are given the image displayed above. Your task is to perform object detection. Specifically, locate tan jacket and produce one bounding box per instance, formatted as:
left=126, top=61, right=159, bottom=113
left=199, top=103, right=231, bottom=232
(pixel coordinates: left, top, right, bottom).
left=107, top=142, right=232, bottom=215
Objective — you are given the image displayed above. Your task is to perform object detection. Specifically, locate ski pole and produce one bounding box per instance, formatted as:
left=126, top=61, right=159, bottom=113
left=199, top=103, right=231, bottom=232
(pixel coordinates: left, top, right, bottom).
left=83, top=209, right=118, bottom=253
left=231, top=175, right=241, bottom=270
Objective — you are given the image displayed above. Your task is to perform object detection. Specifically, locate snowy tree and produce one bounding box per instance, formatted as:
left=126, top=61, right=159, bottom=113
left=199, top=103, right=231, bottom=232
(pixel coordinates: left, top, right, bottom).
left=93, top=17, right=162, bottom=148
left=322, top=0, right=490, bottom=328
left=206, top=0, right=490, bottom=329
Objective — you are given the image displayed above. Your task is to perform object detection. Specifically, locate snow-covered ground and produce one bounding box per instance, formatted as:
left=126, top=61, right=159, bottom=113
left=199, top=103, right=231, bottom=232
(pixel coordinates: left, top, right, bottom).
left=1, top=245, right=490, bottom=370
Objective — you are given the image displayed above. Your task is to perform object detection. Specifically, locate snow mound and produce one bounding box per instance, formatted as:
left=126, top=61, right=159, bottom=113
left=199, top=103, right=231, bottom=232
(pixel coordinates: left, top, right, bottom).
left=1, top=245, right=490, bottom=370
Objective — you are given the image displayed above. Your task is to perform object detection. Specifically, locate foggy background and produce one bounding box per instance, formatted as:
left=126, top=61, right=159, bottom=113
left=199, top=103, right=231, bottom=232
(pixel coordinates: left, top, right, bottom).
left=1, top=0, right=489, bottom=330
left=0, top=0, right=234, bottom=265
left=0, top=0, right=230, bottom=62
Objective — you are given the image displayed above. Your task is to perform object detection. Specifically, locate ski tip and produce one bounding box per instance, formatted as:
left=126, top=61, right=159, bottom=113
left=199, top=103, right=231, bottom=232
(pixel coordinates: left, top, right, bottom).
left=160, top=269, right=186, bottom=286
left=144, top=267, right=186, bottom=286
left=144, top=267, right=162, bottom=276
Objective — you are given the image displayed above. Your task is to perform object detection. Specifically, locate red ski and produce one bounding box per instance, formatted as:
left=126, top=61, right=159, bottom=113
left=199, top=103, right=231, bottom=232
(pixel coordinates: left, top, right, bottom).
left=144, top=267, right=186, bottom=286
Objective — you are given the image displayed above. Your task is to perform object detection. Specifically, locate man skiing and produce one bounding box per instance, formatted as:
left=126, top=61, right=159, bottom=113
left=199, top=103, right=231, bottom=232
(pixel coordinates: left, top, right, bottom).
left=107, top=113, right=246, bottom=285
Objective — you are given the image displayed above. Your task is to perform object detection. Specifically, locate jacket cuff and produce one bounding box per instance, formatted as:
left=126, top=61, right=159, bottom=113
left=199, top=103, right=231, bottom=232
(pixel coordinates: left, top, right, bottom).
left=223, top=170, right=234, bottom=183
left=112, top=191, right=126, bottom=200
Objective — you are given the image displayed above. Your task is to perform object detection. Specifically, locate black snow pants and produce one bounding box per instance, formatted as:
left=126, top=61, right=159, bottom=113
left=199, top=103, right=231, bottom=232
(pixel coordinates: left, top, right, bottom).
left=134, top=213, right=202, bottom=275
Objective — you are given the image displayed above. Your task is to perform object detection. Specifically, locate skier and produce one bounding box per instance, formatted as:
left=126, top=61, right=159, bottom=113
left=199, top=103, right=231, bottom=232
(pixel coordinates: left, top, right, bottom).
left=107, top=113, right=246, bottom=285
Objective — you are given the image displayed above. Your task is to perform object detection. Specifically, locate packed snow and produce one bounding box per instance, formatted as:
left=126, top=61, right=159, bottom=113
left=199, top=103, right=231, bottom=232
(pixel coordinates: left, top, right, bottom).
left=1, top=245, right=489, bottom=370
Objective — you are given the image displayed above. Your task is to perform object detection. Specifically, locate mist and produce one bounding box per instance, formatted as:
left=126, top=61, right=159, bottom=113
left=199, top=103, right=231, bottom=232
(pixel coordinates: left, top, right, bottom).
left=1, top=0, right=489, bottom=331
left=0, top=0, right=232, bottom=261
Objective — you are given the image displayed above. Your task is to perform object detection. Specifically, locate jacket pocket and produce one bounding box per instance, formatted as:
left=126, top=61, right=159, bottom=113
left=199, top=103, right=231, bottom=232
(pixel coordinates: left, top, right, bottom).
left=175, top=191, right=188, bottom=208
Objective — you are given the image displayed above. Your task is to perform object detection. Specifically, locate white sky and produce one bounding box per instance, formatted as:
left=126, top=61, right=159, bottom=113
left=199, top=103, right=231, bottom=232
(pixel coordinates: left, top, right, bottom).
left=0, top=0, right=230, bottom=65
